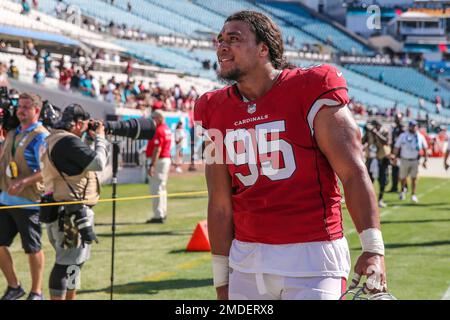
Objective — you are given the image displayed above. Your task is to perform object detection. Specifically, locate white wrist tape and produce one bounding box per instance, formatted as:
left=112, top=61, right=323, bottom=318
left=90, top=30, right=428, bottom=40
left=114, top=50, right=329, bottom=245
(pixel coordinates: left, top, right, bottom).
left=212, top=255, right=230, bottom=288
left=359, top=228, right=385, bottom=255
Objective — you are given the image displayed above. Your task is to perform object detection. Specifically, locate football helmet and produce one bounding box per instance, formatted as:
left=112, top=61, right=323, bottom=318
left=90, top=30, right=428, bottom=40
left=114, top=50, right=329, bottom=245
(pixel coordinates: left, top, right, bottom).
left=340, top=287, right=397, bottom=300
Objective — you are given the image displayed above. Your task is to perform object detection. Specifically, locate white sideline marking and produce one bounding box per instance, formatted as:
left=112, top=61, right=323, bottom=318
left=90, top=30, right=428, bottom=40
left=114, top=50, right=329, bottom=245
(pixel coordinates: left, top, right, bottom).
left=345, top=180, right=449, bottom=236
left=442, top=285, right=450, bottom=300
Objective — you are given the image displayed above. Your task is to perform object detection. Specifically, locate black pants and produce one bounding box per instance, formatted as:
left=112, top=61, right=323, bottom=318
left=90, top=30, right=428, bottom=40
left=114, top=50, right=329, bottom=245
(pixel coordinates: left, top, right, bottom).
left=367, top=157, right=390, bottom=200
left=390, top=165, right=399, bottom=192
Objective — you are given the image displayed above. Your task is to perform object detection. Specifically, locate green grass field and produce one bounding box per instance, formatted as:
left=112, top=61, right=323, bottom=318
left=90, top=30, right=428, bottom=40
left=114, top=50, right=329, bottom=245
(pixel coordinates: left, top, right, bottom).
left=1, top=173, right=449, bottom=300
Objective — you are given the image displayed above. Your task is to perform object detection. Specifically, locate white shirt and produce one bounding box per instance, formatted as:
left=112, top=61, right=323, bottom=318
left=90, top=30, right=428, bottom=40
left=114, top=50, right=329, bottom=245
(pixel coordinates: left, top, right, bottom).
left=395, top=131, right=428, bottom=159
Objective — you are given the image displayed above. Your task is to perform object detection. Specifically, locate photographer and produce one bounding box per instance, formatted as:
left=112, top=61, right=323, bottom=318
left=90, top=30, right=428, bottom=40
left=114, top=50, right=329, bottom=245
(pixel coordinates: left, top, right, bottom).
left=40, top=104, right=108, bottom=300
left=0, top=93, right=48, bottom=300
left=362, top=119, right=390, bottom=208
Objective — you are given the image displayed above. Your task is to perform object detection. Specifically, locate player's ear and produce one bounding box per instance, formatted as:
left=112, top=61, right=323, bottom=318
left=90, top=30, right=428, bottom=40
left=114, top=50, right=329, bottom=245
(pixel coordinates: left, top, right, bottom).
left=259, top=42, right=269, bottom=58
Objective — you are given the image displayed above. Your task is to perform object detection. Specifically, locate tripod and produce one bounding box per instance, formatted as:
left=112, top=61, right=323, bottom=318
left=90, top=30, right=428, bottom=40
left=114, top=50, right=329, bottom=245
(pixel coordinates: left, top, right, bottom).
left=110, top=141, right=120, bottom=300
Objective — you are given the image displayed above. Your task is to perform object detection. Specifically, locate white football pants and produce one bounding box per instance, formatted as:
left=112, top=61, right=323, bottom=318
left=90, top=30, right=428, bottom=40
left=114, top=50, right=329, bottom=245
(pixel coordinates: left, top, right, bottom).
left=229, top=269, right=346, bottom=300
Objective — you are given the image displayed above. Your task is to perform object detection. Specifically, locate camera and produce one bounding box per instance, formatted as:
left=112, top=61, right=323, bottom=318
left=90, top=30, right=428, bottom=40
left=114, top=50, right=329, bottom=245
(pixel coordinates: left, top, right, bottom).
left=0, top=87, right=61, bottom=131
left=88, top=117, right=156, bottom=140
left=41, top=100, right=62, bottom=129
left=0, top=86, right=20, bottom=131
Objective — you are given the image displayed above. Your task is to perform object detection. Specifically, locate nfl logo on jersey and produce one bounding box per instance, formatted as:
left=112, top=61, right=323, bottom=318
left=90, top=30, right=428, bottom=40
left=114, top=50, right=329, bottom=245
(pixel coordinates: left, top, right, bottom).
left=247, top=103, right=257, bottom=114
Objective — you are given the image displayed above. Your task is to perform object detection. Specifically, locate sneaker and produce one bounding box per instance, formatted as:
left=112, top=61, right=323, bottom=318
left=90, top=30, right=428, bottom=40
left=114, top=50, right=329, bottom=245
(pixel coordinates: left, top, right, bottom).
left=27, top=292, right=44, bottom=300
left=175, top=167, right=183, bottom=173
left=378, top=200, right=387, bottom=208
left=146, top=217, right=166, bottom=224
left=399, top=192, right=406, bottom=200
left=411, top=195, right=418, bottom=203
left=1, top=285, right=26, bottom=300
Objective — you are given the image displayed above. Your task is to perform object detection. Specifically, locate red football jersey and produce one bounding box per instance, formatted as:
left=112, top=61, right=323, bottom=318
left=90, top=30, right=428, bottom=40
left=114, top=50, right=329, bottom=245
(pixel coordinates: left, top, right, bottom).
left=194, top=65, right=349, bottom=244
left=146, top=123, right=172, bottom=158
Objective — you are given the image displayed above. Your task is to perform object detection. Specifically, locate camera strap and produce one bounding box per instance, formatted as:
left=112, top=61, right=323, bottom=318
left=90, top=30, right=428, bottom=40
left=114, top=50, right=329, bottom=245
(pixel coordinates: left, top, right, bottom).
left=46, top=148, right=88, bottom=202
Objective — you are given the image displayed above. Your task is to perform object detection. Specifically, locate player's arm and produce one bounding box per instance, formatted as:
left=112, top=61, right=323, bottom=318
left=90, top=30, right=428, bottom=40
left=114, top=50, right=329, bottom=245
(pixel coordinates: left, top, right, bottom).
left=372, top=128, right=388, bottom=145
left=314, top=105, right=386, bottom=293
left=204, top=140, right=234, bottom=300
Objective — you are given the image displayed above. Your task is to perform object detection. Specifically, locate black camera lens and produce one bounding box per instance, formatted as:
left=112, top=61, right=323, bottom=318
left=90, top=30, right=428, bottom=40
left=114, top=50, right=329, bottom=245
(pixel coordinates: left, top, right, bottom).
left=104, top=118, right=156, bottom=140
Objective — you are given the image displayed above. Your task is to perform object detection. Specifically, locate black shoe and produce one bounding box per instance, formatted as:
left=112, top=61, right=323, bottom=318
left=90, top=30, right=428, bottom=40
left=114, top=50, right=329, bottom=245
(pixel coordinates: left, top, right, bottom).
left=1, top=285, right=26, bottom=300
left=27, top=292, right=44, bottom=300
left=388, top=189, right=398, bottom=193
left=146, top=217, right=166, bottom=224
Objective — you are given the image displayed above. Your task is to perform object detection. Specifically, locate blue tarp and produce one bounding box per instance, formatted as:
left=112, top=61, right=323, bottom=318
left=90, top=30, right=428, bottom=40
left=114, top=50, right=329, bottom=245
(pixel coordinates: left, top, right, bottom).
left=0, top=25, right=79, bottom=46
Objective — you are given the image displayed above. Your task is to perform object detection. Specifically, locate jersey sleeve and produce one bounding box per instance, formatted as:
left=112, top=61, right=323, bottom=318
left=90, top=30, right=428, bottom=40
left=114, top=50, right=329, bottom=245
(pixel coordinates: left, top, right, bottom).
left=304, top=65, right=349, bottom=133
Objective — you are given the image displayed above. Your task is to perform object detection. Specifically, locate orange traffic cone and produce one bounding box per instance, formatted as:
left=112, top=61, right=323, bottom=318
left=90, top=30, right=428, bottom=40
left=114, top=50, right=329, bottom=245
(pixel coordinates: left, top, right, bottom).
left=186, top=220, right=210, bottom=251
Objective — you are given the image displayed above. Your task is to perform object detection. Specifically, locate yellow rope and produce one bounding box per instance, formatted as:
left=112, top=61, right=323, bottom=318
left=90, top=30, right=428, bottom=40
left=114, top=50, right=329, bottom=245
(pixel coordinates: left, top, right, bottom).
left=0, top=190, right=208, bottom=210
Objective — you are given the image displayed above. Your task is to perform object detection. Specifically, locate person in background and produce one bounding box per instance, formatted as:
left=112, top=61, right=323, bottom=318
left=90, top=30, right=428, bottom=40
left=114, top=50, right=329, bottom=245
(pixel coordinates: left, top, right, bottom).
left=145, top=110, right=172, bottom=223
left=173, top=121, right=186, bottom=173
left=393, top=120, right=428, bottom=203
left=362, top=120, right=390, bottom=208
left=0, top=93, right=49, bottom=300
left=389, top=114, right=404, bottom=193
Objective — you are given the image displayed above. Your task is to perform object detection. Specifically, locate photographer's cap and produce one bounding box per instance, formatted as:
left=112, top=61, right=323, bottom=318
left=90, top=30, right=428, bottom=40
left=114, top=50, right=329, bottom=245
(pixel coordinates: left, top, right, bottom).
left=61, top=104, right=90, bottom=122
left=408, top=120, right=418, bottom=127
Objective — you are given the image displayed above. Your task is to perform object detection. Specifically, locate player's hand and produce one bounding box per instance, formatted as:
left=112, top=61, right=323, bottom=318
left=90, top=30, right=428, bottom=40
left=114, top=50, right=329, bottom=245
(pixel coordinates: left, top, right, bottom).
left=148, top=165, right=155, bottom=177
left=94, top=120, right=105, bottom=138
left=350, top=252, right=387, bottom=294
left=216, top=285, right=229, bottom=300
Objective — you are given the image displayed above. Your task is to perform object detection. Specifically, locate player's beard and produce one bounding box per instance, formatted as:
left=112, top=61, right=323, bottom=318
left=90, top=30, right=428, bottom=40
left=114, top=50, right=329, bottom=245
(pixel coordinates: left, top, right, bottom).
left=218, top=66, right=246, bottom=84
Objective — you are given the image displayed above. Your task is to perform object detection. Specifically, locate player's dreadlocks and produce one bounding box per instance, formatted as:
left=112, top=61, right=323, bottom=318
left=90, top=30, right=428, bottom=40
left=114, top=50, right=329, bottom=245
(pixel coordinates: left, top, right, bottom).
left=225, top=10, right=296, bottom=70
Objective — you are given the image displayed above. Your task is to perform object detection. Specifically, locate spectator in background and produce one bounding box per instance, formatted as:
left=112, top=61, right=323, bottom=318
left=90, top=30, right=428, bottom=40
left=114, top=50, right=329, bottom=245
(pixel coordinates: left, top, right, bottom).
left=91, top=75, right=101, bottom=99
left=33, top=66, right=45, bottom=84
left=7, top=60, right=19, bottom=80
left=20, top=0, right=31, bottom=14
left=55, top=0, right=65, bottom=18
left=24, top=40, right=38, bottom=60
left=79, top=73, right=93, bottom=97
left=173, top=121, right=185, bottom=173
left=125, top=59, right=133, bottom=80
left=435, top=95, right=442, bottom=114
left=58, top=64, right=73, bottom=91
left=32, top=0, right=38, bottom=10
left=0, top=63, right=10, bottom=87
left=393, top=120, right=428, bottom=203
left=127, top=1, right=132, bottom=12
left=362, top=120, right=391, bottom=208
left=188, top=86, right=198, bottom=100
left=70, top=69, right=81, bottom=92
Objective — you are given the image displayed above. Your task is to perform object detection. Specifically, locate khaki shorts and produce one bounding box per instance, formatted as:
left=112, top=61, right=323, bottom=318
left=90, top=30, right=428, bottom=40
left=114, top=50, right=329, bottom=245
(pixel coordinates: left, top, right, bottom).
left=399, top=159, right=419, bottom=179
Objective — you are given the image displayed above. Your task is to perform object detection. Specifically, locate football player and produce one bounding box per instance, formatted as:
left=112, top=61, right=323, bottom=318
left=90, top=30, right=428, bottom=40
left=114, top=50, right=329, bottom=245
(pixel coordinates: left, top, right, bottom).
left=194, top=11, right=387, bottom=300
